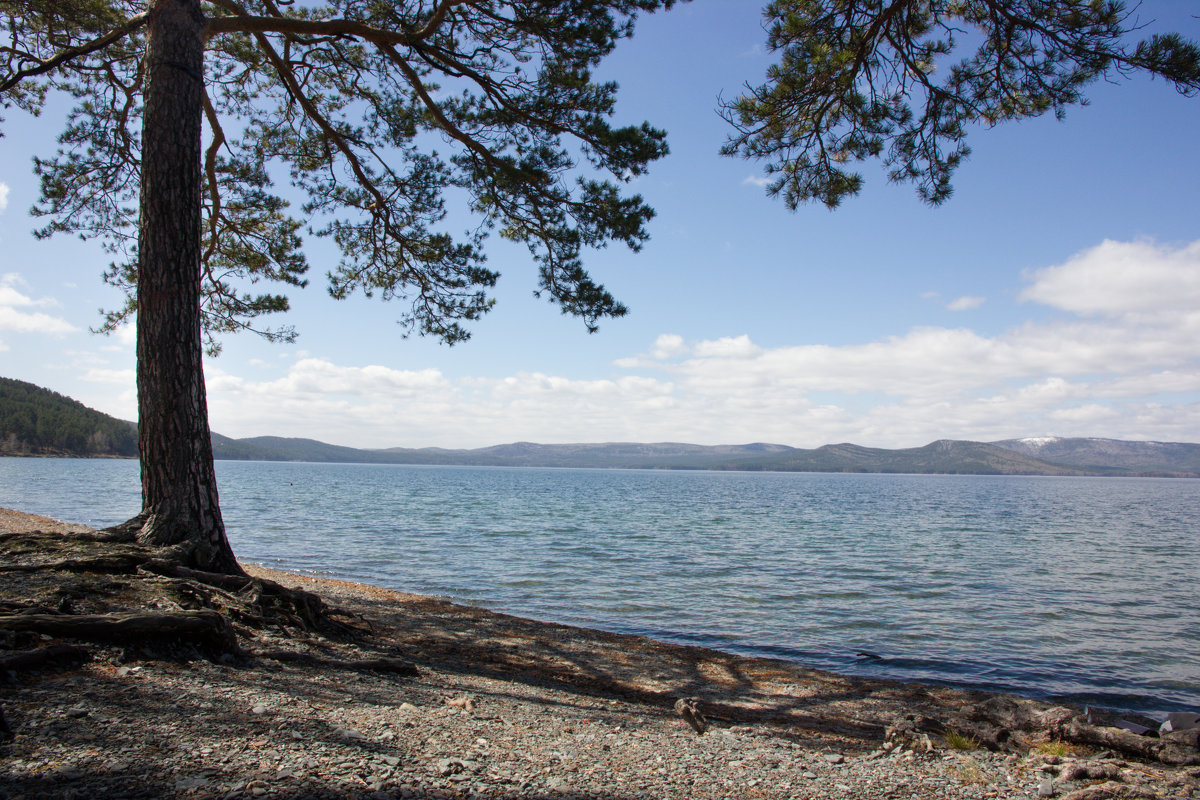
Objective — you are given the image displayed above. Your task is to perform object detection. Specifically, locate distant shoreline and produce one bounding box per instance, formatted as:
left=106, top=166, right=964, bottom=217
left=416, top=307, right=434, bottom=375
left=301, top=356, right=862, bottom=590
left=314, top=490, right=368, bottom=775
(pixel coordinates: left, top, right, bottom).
left=5, top=448, right=1200, bottom=478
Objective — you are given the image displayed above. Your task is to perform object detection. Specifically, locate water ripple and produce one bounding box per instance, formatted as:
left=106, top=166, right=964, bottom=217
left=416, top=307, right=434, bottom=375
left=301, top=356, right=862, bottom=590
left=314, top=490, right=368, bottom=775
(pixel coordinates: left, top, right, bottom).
left=2, top=458, right=1197, bottom=716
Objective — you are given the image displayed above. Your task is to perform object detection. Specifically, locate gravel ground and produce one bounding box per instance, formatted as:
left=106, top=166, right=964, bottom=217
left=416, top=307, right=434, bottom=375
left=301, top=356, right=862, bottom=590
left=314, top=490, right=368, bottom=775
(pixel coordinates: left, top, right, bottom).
left=2, top=509, right=1197, bottom=800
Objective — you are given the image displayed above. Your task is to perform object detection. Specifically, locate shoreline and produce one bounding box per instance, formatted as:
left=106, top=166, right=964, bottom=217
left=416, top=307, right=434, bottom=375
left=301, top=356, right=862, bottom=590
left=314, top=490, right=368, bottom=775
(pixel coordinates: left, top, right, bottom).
left=3, top=508, right=1198, bottom=799
left=238, top=560, right=1188, bottom=721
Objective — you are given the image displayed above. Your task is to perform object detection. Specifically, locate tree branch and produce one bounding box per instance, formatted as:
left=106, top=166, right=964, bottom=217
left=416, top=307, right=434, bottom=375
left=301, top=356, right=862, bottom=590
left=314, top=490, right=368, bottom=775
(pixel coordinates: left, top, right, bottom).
left=378, top=42, right=501, bottom=169
left=201, top=89, right=226, bottom=267
left=205, top=12, right=417, bottom=46
left=0, top=12, right=149, bottom=93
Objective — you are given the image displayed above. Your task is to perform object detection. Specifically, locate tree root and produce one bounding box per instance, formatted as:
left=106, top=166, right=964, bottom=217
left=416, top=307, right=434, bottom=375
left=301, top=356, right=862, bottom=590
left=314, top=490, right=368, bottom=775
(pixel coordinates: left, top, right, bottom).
left=0, top=643, right=92, bottom=673
left=0, top=554, right=151, bottom=574
left=0, top=531, right=392, bottom=680
left=257, top=649, right=418, bottom=676
left=0, top=610, right=240, bottom=656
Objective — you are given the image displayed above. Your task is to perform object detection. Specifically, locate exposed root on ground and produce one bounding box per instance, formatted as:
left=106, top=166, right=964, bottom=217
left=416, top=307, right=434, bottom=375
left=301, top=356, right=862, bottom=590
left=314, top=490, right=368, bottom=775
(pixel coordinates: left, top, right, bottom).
left=0, top=529, right=394, bottom=678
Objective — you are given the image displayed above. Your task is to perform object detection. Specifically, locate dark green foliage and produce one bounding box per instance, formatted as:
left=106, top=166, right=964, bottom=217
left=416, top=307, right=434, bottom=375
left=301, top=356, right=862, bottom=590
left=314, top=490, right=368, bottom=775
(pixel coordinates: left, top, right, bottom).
left=722, top=0, right=1200, bottom=208
left=0, top=377, right=137, bottom=457
left=2, top=0, right=676, bottom=351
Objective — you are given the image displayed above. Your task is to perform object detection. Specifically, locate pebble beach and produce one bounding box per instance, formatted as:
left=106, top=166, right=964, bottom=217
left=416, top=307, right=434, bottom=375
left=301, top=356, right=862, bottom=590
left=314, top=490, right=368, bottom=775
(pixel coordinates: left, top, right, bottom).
left=2, top=508, right=1197, bottom=799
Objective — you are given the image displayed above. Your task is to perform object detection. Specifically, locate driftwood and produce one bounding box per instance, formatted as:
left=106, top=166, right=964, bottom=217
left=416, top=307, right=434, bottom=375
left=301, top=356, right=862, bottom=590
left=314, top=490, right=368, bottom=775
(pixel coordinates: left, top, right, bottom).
left=890, top=695, right=1200, bottom=767
left=1058, top=782, right=1160, bottom=800
left=673, top=697, right=709, bottom=734
left=1064, top=717, right=1200, bottom=766
left=0, top=643, right=91, bottom=673
left=0, top=610, right=239, bottom=654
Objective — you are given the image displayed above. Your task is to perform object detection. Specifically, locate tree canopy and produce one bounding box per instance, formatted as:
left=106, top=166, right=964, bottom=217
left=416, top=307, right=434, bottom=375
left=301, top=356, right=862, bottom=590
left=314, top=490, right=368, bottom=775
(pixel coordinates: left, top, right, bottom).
left=2, top=0, right=675, bottom=352
left=722, top=0, right=1200, bottom=208
left=1, top=0, right=679, bottom=573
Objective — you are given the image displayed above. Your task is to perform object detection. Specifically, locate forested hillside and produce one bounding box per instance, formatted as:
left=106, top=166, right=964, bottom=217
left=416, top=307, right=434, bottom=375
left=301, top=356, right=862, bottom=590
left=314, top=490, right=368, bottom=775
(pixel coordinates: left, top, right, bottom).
left=0, top=377, right=137, bottom=457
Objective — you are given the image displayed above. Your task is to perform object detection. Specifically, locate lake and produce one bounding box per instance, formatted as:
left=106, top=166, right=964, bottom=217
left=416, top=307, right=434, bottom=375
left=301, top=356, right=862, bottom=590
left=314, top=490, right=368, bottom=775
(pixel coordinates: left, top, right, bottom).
left=2, top=457, right=1197, bottom=717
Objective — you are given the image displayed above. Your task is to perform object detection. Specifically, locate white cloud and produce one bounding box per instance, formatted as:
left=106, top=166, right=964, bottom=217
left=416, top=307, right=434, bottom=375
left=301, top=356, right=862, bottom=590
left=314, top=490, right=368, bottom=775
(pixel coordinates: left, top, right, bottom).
left=0, top=274, right=76, bottom=335
left=82, top=368, right=136, bottom=385
left=692, top=334, right=760, bottom=359
left=742, top=174, right=771, bottom=188
left=188, top=238, right=1200, bottom=449
left=0, top=182, right=9, bottom=213
left=1019, top=239, right=1200, bottom=315
left=946, top=295, right=985, bottom=311
left=651, top=333, right=688, bottom=360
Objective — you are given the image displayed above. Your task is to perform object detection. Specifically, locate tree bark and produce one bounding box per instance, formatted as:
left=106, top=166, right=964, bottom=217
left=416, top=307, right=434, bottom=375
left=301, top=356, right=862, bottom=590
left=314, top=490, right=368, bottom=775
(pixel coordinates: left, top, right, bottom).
left=135, top=0, right=240, bottom=574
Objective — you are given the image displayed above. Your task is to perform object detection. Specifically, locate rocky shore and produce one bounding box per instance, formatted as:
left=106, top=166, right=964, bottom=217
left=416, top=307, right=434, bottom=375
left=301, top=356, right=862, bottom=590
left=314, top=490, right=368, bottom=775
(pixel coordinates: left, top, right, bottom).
left=2, top=508, right=1197, bottom=799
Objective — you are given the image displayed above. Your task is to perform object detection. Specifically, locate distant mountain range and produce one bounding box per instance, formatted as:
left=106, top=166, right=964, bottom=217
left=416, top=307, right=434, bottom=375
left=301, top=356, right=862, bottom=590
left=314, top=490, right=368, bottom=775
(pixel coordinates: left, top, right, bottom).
left=208, top=434, right=1200, bottom=476
left=5, top=376, right=1199, bottom=476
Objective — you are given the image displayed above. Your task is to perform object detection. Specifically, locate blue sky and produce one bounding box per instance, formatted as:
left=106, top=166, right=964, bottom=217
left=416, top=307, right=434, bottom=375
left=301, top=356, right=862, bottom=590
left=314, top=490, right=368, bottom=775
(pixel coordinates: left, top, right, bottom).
left=2, top=0, right=1199, bottom=449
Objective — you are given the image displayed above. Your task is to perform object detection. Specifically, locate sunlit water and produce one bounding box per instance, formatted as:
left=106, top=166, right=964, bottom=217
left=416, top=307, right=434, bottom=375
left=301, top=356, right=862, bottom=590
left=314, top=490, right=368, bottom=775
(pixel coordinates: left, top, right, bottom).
left=3, top=457, right=1198, bottom=716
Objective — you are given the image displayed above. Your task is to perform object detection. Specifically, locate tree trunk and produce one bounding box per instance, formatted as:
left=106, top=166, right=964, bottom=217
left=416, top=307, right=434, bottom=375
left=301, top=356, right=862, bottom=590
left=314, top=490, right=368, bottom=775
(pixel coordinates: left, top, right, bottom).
left=134, top=0, right=241, bottom=575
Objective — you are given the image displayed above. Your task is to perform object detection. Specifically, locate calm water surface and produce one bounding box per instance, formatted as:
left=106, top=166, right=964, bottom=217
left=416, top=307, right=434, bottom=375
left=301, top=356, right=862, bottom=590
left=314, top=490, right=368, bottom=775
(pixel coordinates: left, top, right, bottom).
left=2, top=457, right=1197, bottom=716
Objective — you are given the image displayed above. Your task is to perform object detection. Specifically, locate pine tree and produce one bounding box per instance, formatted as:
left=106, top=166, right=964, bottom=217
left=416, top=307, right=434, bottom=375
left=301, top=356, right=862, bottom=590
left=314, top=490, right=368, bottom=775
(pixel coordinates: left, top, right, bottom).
left=2, top=0, right=675, bottom=573
left=722, top=0, right=1200, bottom=208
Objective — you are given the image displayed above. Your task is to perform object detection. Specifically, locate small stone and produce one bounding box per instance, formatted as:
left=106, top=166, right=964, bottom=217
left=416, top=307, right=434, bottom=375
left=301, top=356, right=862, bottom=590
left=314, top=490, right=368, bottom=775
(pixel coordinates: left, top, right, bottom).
left=251, top=705, right=268, bottom=715
left=1038, top=776, right=1056, bottom=797
left=822, top=753, right=845, bottom=764
left=383, top=755, right=401, bottom=767
left=399, top=702, right=419, bottom=712
left=802, top=771, right=818, bottom=779
left=437, top=759, right=465, bottom=776
left=446, top=696, right=476, bottom=711
left=175, top=777, right=211, bottom=791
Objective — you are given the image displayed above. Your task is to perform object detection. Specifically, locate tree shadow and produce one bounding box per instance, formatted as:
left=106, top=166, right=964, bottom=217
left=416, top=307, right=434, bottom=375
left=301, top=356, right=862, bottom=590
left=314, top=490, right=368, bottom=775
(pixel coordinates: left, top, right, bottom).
left=250, top=567, right=978, bottom=745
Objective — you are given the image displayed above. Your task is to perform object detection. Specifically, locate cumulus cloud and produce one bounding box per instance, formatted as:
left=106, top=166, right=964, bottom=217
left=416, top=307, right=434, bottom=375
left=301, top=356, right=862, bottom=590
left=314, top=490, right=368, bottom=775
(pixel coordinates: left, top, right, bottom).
left=651, top=333, right=688, bottom=360
left=741, top=174, right=771, bottom=188
left=946, top=295, right=985, bottom=311
left=1019, top=239, right=1200, bottom=315
left=82, top=368, right=136, bottom=385
left=692, top=334, right=760, bottom=359
left=195, top=238, right=1200, bottom=449
left=0, top=182, right=9, bottom=213
left=0, top=274, right=76, bottom=336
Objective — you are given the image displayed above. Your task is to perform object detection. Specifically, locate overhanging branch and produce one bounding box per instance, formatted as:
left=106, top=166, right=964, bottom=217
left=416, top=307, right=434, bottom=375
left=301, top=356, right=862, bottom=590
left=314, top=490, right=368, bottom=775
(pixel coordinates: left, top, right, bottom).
left=0, top=12, right=149, bottom=93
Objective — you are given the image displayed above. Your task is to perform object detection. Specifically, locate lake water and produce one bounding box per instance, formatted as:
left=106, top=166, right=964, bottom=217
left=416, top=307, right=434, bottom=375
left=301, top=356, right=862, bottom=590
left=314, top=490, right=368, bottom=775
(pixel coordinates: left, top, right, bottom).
left=2, top=457, right=1198, bottom=717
